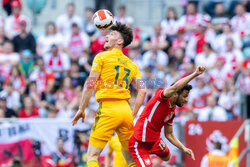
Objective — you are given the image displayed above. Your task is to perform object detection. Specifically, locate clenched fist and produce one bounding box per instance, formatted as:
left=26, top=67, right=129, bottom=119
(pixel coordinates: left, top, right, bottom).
left=194, top=65, right=206, bottom=76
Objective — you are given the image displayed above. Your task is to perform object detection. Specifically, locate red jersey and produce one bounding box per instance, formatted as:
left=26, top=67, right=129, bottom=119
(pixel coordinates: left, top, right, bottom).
left=18, top=107, right=39, bottom=118
left=134, top=88, right=176, bottom=142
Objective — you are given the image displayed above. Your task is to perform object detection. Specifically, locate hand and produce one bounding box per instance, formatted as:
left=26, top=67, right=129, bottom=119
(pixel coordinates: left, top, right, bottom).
left=72, top=109, right=85, bottom=126
left=194, top=65, right=206, bottom=76
left=183, top=147, right=195, bottom=160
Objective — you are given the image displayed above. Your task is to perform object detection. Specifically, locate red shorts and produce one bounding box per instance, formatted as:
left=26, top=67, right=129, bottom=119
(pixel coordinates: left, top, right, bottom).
left=128, top=135, right=170, bottom=167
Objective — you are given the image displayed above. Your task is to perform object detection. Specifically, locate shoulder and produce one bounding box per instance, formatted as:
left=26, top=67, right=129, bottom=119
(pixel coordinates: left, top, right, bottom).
left=20, top=14, right=29, bottom=20
left=93, top=51, right=110, bottom=62
left=246, top=13, right=250, bottom=17
left=57, top=14, right=66, bottom=21
left=142, top=50, right=152, bottom=57
left=73, top=15, right=82, bottom=21
left=161, top=19, right=168, bottom=26
left=81, top=32, right=89, bottom=38
left=61, top=52, right=69, bottom=58
left=158, top=50, right=168, bottom=56
left=5, top=15, right=13, bottom=22
left=37, top=35, right=46, bottom=42
left=155, top=88, right=169, bottom=100
left=95, top=51, right=109, bottom=58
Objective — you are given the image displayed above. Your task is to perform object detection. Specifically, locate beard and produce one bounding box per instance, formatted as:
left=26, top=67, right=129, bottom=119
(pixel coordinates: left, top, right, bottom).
left=175, top=96, right=183, bottom=107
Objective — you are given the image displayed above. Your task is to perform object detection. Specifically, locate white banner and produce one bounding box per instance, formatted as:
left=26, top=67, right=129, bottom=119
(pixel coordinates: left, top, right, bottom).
left=0, top=118, right=91, bottom=155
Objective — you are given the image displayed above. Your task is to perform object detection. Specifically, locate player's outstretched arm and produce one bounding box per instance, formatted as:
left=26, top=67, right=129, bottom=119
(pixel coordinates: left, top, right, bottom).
left=164, top=124, right=195, bottom=160
left=163, top=65, right=206, bottom=98
left=72, top=70, right=100, bottom=126
left=131, top=77, right=146, bottom=118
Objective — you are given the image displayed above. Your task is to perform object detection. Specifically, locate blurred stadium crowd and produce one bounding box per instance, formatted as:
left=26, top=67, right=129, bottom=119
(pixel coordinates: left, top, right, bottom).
left=0, top=0, right=250, bottom=166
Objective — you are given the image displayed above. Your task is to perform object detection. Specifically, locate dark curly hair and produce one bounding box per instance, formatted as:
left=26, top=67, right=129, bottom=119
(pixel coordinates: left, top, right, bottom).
left=110, top=22, right=133, bottom=48
left=177, top=84, right=192, bottom=95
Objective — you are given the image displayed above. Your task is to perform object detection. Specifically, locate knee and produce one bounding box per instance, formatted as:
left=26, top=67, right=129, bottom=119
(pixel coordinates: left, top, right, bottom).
left=161, top=153, right=171, bottom=162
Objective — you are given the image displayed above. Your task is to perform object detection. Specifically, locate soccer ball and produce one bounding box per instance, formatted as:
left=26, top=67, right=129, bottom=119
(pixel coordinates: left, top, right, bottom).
left=92, top=9, right=114, bottom=30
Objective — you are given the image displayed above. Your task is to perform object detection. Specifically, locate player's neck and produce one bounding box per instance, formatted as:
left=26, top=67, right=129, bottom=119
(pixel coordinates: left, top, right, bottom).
left=113, top=44, right=123, bottom=51
left=169, top=97, right=176, bottom=108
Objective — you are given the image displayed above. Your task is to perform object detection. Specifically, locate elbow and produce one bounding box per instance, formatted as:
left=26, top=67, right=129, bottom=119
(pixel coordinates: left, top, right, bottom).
left=165, top=131, right=174, bottom=140
left=171, top=85, right=178, bottom=92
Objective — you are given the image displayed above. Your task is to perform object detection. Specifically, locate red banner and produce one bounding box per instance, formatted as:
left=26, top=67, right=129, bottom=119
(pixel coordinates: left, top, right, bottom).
left=185, top=121, right=247, bottom=167
left=0, top=139, right=34, bottom=165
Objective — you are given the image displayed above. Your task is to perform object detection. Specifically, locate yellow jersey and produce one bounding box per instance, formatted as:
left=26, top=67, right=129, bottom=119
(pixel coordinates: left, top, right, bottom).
left=91, top=48, right=141, bottom=101
left=108, top=135, right=127, bottom=167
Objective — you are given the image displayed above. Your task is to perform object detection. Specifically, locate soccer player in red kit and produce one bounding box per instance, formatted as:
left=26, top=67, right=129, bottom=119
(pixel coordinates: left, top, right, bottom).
left=129, top=65, right=206, bottom=167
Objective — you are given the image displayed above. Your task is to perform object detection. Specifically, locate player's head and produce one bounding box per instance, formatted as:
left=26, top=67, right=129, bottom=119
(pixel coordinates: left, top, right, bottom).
left=104, top=22, right=133, bottom=50
left=172, top=84, right=192, bottom=107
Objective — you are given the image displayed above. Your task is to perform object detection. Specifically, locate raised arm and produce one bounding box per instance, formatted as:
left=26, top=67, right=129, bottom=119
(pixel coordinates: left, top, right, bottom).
left=164, top=124, right=195, bottom=160
left=72, top=70, right=100, bottom=126
left=131, top=77, right=146, bottom=118
left=163, top=65, right=206, bottom=97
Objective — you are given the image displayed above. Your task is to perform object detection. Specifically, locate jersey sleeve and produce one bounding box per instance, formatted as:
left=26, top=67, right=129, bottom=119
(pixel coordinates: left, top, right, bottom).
left=91, top=54, right=103, bottom=73
left=155, top=88, right=168, bottom=101
left=135, top=66, right=142, bottom=78
left=165, top=114, right=174, bottom=126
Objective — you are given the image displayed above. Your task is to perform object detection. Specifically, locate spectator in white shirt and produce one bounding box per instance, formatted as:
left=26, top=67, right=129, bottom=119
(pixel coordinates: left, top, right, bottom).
left=37, top=22, right=63, bottom=56
left=142, top=43, right=168, bottom=78
left=0, top=81, right=20, bottom=111
left=29, top=57, right=55, bottom=94
left=114, top=5, right=134, bottom=26
left=56, top=98, right=74, bottom=119
left=0, top=41, right=19, bottom=77
left=185, top=20, right=216, bottom=60
left=56, top=2, right=82, bottom=35
left=63, top=23, right=90, bottom=61
left=198, top=95, right=228, bottom=121
left=195, top=43, right=217, bottom=69
left=43, top=44, right=70, bottom=80
left=210, top=3, right=229, bottom=32
left=163, top=62, right=181, bottom=88
left=231, top=3, right=250, bottom=36
left=222, top=38, right=244, bottom=74
left=161, top=7, right=179, bottom=37
left=4, top=0, right=30, bottom=39
left=83, top=7, right=98, bottom=38
left=189, top=76, right=212, bottom=112
left=178, top=2, right=202, bottom=33
left=218, top=80, right=235, bottom=119
left=143, top=23, right=168, bottom=52
left=209, top=56, right=231, bottom=93
left=215, top=23, right=242, bottom=52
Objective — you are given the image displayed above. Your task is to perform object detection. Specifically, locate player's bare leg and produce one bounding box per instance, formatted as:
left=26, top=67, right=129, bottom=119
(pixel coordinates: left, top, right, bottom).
left=120, top=140, right=136, bottom=167
left=160, top=153, right=171, bottom=161
left=86, top=144, right=103, bottom=167
left=121, top=149, right=136, bottom=167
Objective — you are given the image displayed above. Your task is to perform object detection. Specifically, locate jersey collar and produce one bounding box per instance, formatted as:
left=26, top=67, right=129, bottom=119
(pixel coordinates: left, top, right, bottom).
left=112, top=48, right=123, bottom=54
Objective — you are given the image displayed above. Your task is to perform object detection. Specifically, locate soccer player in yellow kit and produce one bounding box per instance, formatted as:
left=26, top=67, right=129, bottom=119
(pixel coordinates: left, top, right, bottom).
left=72, top=22, right=146, bottom=167
left=105, top=135, right=127, bottom=167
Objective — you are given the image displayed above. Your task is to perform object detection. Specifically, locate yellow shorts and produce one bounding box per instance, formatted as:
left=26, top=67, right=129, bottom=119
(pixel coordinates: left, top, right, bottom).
left=89, top=99, right=134, bottom=150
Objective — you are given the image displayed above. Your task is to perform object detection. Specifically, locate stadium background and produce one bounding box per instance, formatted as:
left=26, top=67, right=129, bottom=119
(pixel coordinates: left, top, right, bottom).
left=0, top=0, right=250, bottom=166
